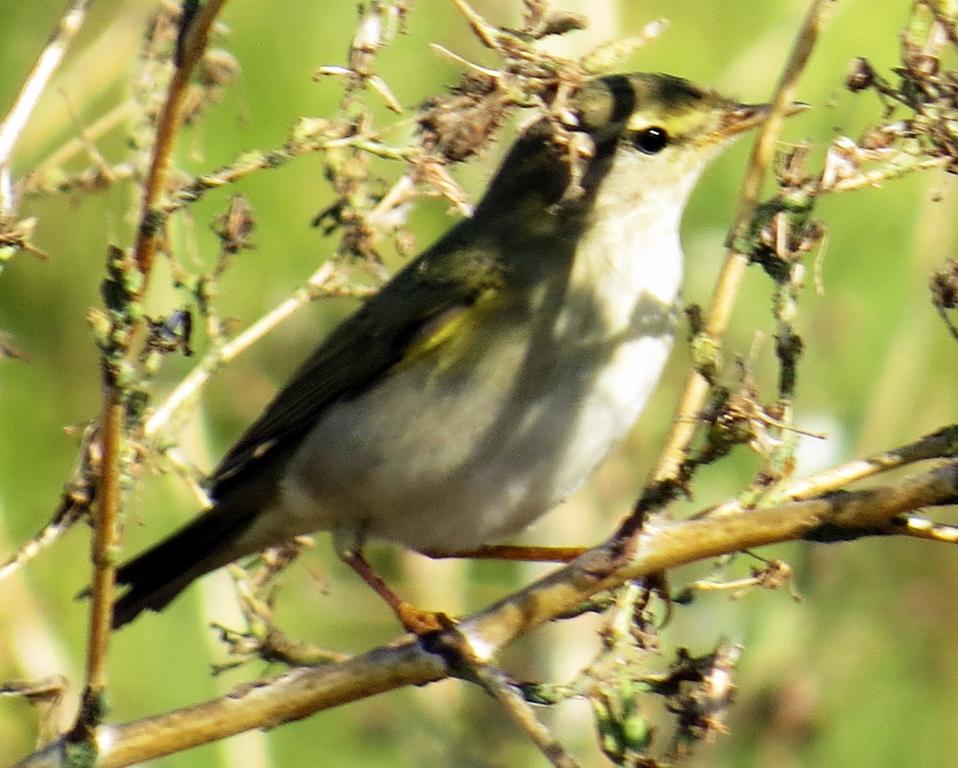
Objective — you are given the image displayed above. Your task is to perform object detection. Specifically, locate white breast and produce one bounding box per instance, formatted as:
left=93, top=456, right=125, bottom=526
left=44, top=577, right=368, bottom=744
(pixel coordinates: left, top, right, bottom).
left=269, top=195, right=684, bottom=553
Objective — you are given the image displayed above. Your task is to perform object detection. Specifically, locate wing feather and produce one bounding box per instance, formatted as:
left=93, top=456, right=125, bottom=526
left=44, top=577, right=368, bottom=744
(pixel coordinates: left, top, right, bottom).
left=208, top=229, right=503, bottom=497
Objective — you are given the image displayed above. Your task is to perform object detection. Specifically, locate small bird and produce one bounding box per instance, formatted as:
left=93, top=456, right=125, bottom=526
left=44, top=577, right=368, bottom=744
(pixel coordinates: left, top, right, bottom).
left=111, top=73, right=776, bottom=630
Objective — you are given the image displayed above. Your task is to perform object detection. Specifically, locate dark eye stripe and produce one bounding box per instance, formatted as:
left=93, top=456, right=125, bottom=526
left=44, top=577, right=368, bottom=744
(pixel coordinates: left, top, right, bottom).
left=602, top=75, right=639, bottom=124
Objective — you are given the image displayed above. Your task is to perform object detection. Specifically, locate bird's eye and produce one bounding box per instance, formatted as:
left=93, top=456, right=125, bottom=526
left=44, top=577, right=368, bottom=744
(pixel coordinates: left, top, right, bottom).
left=633, top=127, right=669, bottom=154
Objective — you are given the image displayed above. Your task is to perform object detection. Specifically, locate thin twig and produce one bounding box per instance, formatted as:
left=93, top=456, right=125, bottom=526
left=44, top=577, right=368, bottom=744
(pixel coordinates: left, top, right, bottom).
left=160, top=133, right=410, bottom=218
left=143, top=261, right=376, bottom=440
left=648, top=0, right=836, bottom=489
left=22, top=162, right=137, bottom=198
left=1, top=675, right=68, bottom=749
left=474, top=665, right=581, bottom=768
left=0, top=502, right=83, bottom=584
left=890, top=514, right=958, bottom=543
left=707, top=424, right=958, bottom=516
left=814, top=153, right=950, bottom=194
left=0, top=0, right=94, bottom=215
left=0, top=424, right=97, bottom=586
left=771, top=424, right=958, bottom=501
left=22, top=101, right=133, bottom=192
left=132, top=0, right=230, bottom=280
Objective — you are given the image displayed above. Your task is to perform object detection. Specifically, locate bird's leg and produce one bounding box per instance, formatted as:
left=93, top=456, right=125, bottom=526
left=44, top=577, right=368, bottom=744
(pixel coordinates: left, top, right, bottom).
left=332, top=522, right=451, bottom=635
left=424, top=544, right=587, bottom=562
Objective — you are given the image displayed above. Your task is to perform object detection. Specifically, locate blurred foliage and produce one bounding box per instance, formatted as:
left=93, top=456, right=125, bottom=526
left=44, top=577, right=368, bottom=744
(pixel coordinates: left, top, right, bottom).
left=0, top=1, right=956, bottom=766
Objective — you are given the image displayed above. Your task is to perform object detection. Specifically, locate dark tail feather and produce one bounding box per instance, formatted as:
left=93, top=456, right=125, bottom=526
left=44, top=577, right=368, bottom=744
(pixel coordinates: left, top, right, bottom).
left=111, top=504, right=257, bottom=629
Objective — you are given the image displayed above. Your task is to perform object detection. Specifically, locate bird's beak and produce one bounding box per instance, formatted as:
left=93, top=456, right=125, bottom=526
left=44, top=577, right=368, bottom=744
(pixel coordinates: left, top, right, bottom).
left=712, top=100, right=809, bottom=143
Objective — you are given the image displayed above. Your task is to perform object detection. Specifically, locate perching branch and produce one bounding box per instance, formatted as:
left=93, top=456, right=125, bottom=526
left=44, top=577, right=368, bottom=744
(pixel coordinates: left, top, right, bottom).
left=12, top=457, right=957, bottom=768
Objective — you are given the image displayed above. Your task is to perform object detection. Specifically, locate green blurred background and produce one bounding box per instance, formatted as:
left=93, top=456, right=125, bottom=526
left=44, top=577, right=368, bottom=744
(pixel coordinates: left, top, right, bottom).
left=1, top=1, right=956, bottom=766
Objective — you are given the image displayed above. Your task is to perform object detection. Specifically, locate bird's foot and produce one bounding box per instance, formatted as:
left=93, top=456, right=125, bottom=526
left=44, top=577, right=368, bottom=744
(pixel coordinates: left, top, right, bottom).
left=333, top=526, right=457, bottom=636
left=394, top=602, right=456, bottom=635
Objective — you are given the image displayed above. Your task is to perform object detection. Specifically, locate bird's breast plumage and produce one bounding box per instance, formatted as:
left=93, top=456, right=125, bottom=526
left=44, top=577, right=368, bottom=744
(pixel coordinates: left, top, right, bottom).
left=273, top=202, right=684, bottom=553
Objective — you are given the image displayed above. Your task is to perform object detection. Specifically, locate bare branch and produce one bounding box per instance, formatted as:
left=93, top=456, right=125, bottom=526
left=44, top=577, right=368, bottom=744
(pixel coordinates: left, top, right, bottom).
left=474, top=664, right=582, bottom=768
left=708, top=424, right=958, bottom=516
left=13, top=460, right=957, bottom=768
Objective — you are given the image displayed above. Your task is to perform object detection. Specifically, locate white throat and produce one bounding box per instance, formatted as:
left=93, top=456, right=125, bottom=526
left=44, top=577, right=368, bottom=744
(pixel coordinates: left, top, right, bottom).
left=562, top=164, right=696, bottom=336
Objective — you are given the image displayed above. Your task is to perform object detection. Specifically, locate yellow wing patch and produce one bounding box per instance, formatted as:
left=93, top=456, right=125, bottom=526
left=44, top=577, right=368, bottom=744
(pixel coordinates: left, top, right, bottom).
left=394, top=288, right=498, bottom=380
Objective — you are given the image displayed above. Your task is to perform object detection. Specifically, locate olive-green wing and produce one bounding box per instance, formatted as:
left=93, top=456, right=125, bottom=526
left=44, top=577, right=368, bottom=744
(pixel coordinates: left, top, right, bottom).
left=208, top=232, right=503, bottom=498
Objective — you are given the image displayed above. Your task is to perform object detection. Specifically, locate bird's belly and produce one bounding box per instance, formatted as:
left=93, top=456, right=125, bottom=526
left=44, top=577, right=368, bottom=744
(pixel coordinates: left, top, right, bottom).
left=279, top=298, right=676, bottom=553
